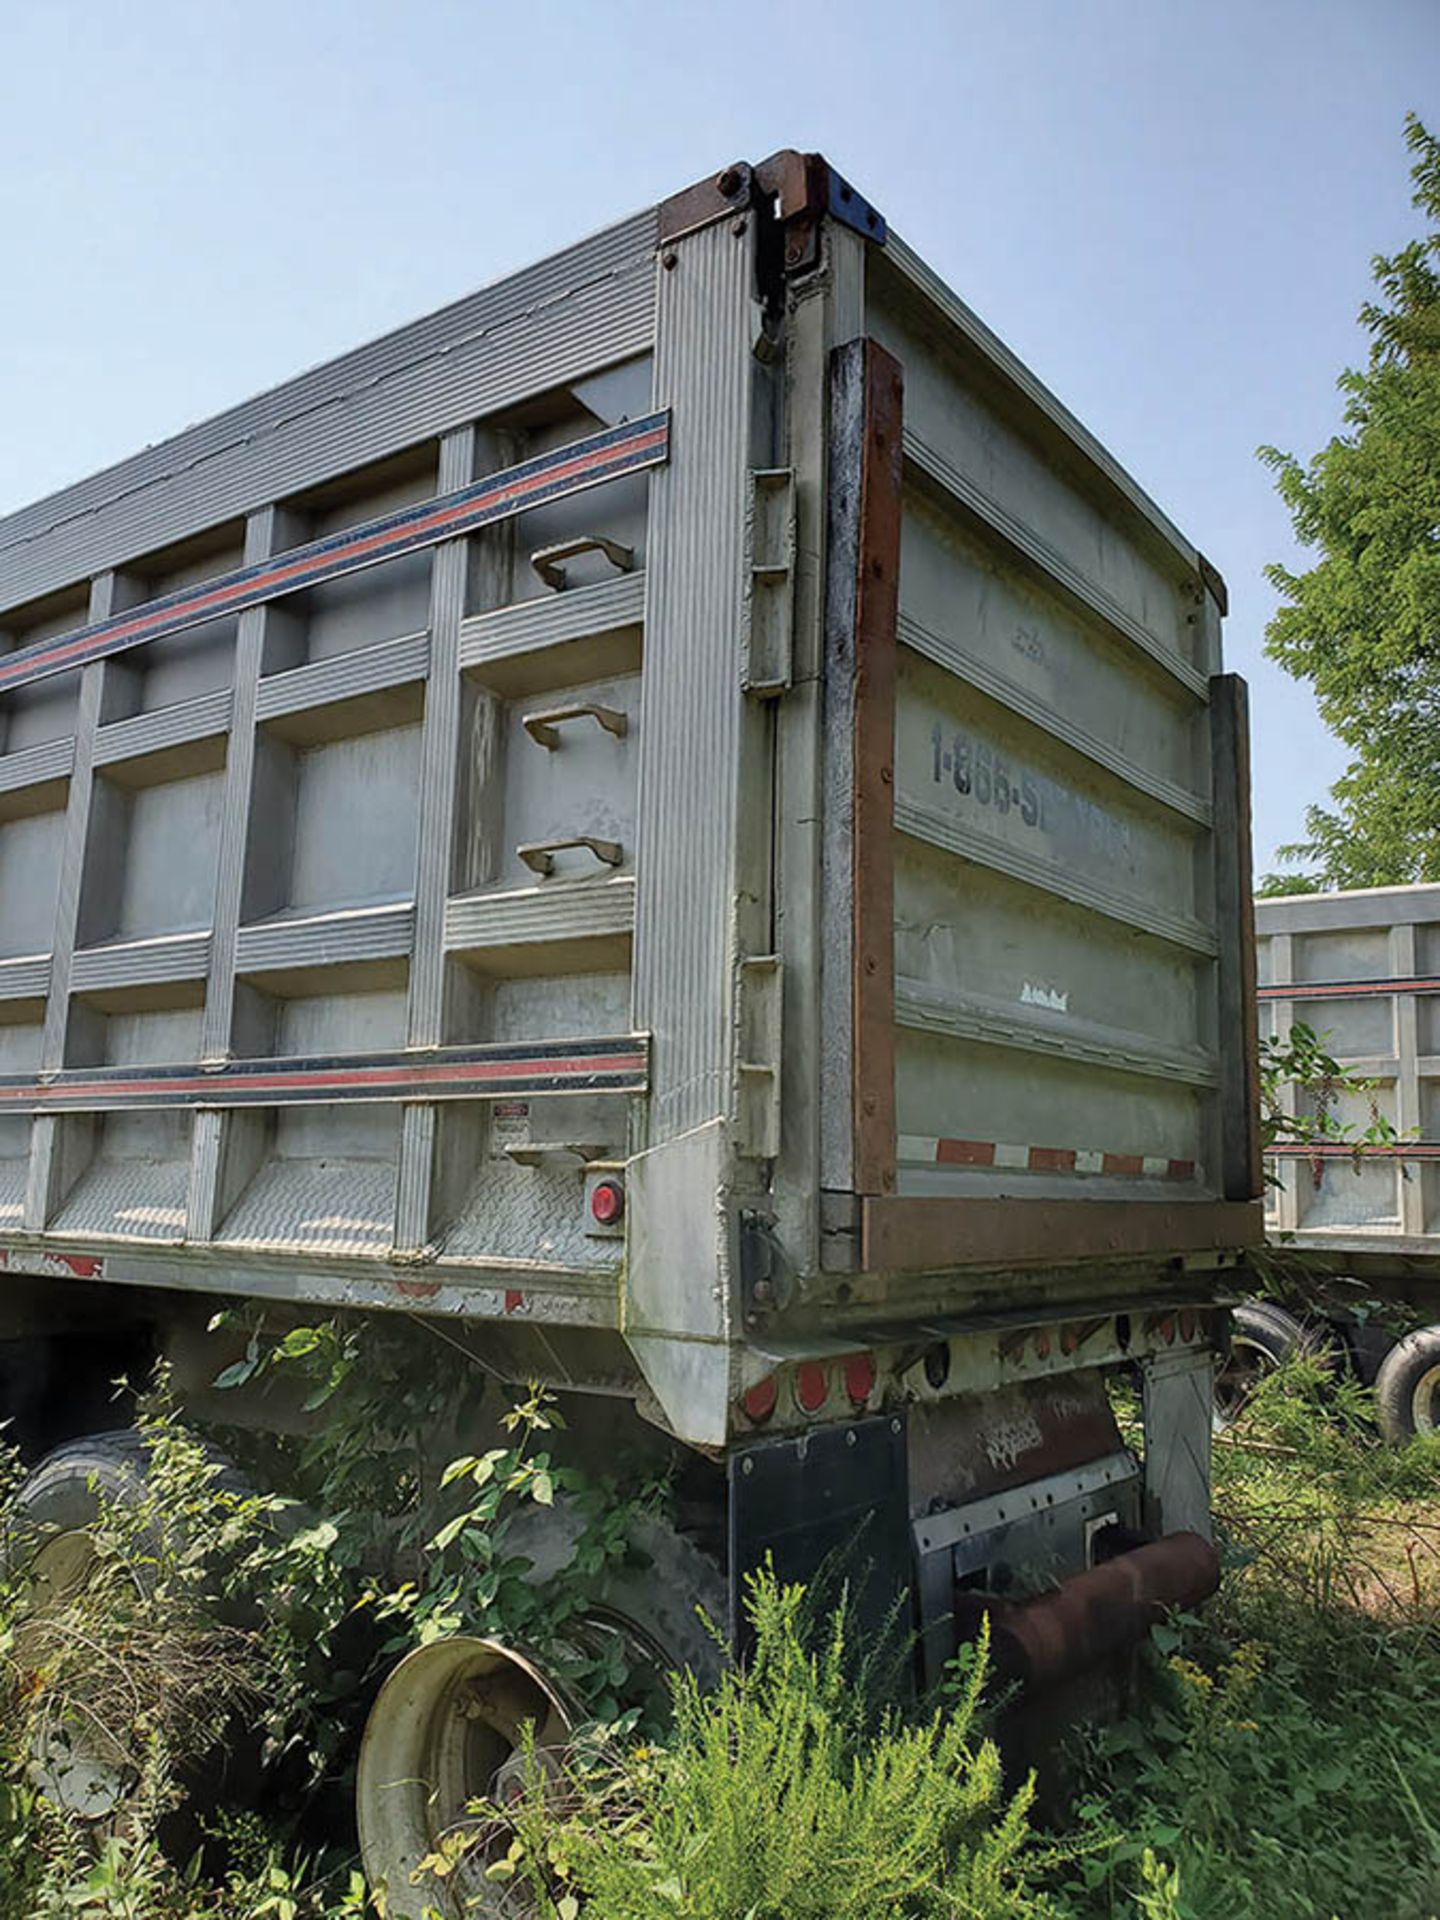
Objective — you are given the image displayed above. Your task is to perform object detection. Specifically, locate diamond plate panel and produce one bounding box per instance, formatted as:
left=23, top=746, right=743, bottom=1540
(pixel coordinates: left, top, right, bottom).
left=0, top=1160, right=26, bottom=1230
left=51, top=1155, right=189, bottom=1240
left=441, top=1157, right=608, bottom=1269
left=219, top=1156, right=397, bottom=1256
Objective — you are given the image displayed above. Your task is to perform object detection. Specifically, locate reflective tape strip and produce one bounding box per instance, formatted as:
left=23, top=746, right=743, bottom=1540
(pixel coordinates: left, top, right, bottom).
left=898, top=1134, right=1197, bottom=1180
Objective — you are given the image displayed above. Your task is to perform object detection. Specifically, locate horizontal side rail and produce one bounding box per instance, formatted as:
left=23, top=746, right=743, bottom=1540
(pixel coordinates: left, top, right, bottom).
left=71, top=931, right=211, bottom=996
left=1257, top=975, right=1440, bottom=1001
left=0, top=1033, right=649, bottom=1112
left=255, top=629, right=429, bottom=726
left=0, top=737, right=75, bottom=797
left=881, top=237, right=1202, bottom=581
left=460, top=570, right=646, bottom=672
left=93, top=689, right=233, bottom=770
left=0, top=415, right=670, bottom=694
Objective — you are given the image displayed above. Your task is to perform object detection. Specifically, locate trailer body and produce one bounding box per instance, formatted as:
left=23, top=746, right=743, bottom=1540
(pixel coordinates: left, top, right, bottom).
left=0, top=156, right=1259, bottom=1733
left=1258, top=883, right=1440, bottom=1284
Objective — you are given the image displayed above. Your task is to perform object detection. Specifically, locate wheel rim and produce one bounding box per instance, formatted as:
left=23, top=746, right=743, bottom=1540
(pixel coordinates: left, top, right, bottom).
left=357, top=1638, right=577, bottom=1920
left=1410, top=1363, right=1440, bottom=1436
left=1213, top=1334, right=1280, bottom=1427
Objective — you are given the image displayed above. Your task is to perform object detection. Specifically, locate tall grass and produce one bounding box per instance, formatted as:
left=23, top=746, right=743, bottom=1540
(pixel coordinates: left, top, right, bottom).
left=1062, top=1356, right=1440, bottom=1920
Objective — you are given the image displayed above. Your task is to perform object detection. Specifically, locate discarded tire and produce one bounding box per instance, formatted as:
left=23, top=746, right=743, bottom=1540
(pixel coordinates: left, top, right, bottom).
left=1374, top=1324, right=1440, bottom=1445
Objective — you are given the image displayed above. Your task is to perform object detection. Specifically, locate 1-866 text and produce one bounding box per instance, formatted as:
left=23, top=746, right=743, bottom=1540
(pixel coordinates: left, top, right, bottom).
left=931, top=723, right=1042, bottom=827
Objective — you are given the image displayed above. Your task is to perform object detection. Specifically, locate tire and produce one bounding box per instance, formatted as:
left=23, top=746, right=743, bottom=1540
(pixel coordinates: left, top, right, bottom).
left=1213, top=1301, right=1307, bottom=1427
left=502, top=1498, right=729, bottom=1686
left=5, top=1427, right=151, bottom=1556
left=1374, top=1325, right=1440, bottom=1445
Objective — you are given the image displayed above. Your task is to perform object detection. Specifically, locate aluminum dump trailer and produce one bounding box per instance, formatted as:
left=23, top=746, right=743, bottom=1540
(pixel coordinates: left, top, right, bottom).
left=1257, top=883, right=1440, bottom=1438
left=0, top=150, right=1259, bottom=1889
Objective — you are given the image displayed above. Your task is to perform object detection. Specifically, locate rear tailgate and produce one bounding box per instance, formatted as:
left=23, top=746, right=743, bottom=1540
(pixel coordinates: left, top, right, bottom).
left=850, top=241, right=1261, bottom=1273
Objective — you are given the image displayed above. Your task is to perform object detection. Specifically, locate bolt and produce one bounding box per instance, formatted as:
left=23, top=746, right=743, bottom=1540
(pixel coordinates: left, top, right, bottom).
left=731, top=217, right=748, bottom=236
left=662, top=251, right=678, bottom=271
left=752, top=1279, right=773, bottom=1305
left=742, top=1456, right=754, bottom=1475
left=890, top=1418, right=902, bottom=1435
left=846, top=1429, right=857, bottom=1447
left=879, top=764, right=893, bottom=785
left=716, top=166, right=744, bottom=197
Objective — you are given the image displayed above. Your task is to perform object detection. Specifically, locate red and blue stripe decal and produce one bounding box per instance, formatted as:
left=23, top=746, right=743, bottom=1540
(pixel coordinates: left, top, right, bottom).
left=0, top=412, right=670, bottom=694
left=1257, top=976, right=1440, bottom=1002
left=0, top=1034, right=648, bottom=1113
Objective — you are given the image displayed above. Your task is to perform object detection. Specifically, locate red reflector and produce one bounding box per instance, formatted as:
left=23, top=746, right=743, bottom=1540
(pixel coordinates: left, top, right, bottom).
left=794, top=1361, right=828, bottom=1414
left=1034, top=1331, right=1051, bottom=1360
left=844, top=1352, right=876, bottom=1405
left=590, top=1178, right=625, bottom=1225
left=742, top=1376, right=778, bottom=1423
left=1158, top=1315, right=1175, bottom=1345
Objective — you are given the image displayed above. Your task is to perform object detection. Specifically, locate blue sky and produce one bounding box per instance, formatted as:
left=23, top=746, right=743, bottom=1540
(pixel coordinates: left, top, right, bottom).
left=1, top=0, right=1436, bottom=870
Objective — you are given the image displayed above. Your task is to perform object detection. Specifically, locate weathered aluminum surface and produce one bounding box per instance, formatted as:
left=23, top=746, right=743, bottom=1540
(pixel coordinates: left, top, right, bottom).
left=1140, top=1347, right=1215, bottom=1539
left=632, top=216, right=759, bottom=1145
left=1257, top=882, right=1440, bottom=1255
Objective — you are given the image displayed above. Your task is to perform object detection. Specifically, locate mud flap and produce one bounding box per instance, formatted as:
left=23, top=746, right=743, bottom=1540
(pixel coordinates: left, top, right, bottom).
left=727, top=1412, right=912, bottom=1670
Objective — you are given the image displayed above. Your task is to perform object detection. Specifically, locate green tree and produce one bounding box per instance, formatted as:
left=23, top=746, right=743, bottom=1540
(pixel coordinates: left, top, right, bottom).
left=1260, top=113, right=1440, bottom=893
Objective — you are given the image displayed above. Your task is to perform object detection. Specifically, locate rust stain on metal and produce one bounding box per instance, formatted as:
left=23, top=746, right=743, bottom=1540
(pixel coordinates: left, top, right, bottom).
left=972, top=1531, right=1220, bottom=1690
left=861, top=1196, right=1265, bottom=1274
left=850, top=343, right=904, bottom=1200
left=1217, top=673, right=1263, bottom=1200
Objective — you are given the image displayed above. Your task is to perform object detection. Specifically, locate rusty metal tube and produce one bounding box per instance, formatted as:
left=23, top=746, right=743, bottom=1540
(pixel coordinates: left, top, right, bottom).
left=980, top=1531, right=1220, bottom=1690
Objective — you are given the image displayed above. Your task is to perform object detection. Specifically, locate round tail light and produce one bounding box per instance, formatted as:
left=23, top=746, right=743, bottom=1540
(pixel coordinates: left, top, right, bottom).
left=590, top=1178, right=625, bottom=1225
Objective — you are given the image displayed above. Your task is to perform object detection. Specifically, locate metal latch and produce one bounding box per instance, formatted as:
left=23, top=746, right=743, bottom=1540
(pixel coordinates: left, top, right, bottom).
left=517, top=837, right=623, bottom=877
left=733, top=954, right=782, bottom=1157
left=522, top=703, right=628, bottom=749
left=530, top=535, right=634, bottom=592
left=742, top=470, right=796, bottom=696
